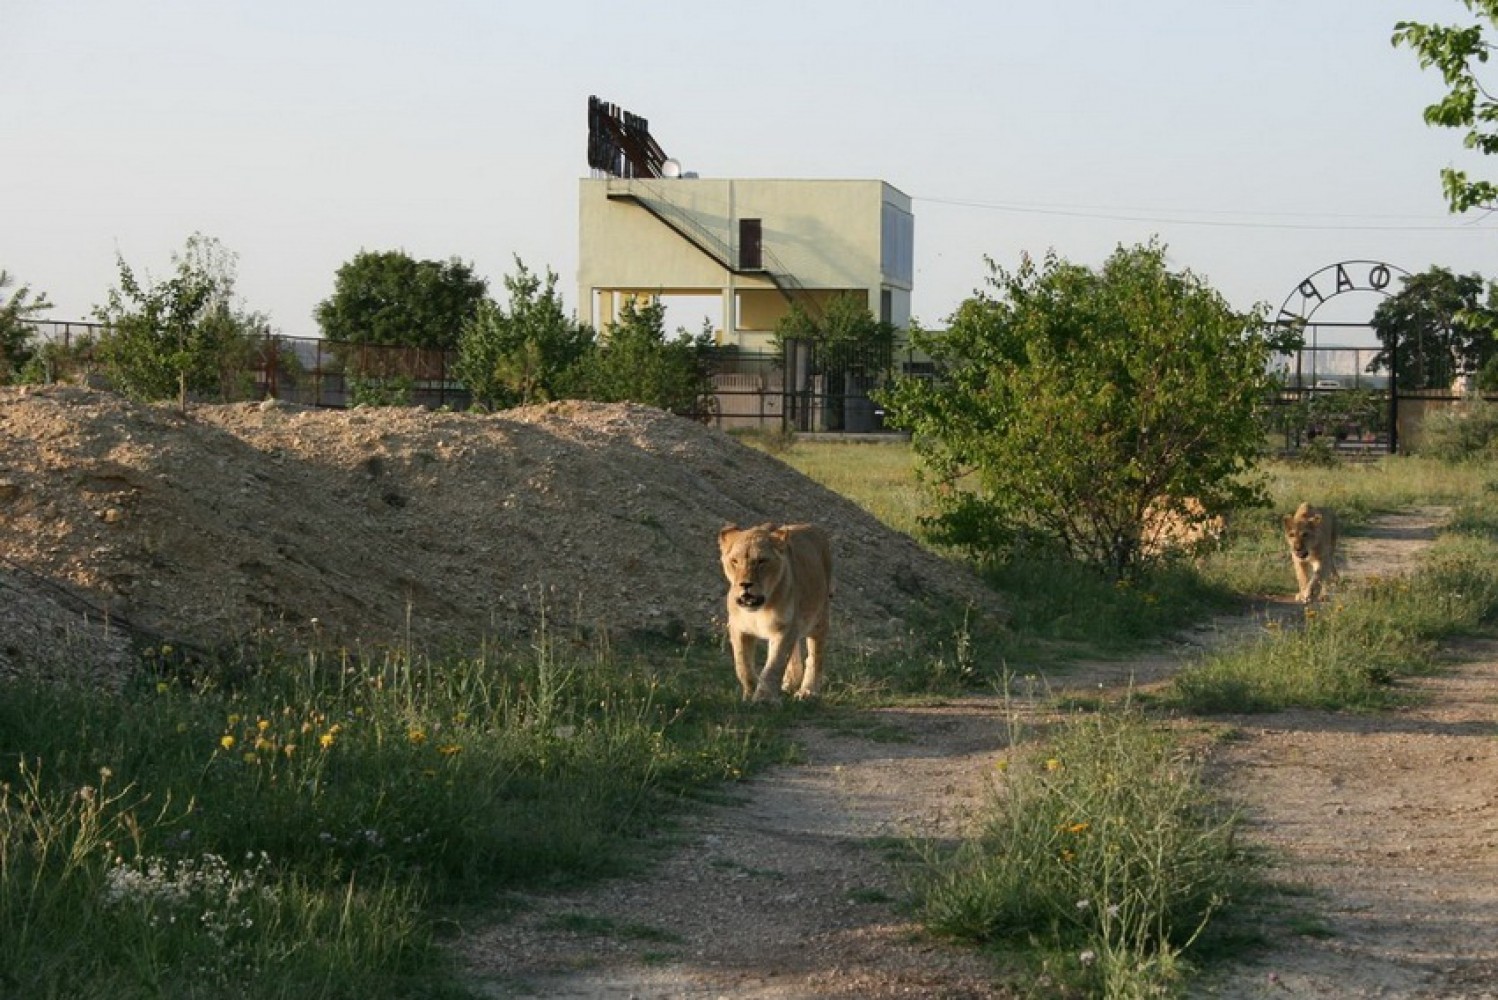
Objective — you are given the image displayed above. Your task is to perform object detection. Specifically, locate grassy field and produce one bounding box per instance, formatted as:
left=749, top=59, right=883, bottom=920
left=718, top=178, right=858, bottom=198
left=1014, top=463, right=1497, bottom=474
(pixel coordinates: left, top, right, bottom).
left=7, top=433, right=1498, bottom=998
left=0, top=637, right=802, bottom=998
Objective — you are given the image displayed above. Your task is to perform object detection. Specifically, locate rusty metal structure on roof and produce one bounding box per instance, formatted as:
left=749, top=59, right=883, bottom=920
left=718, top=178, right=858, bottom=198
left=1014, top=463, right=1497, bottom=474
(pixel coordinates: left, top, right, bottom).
left=587, top=96, right=669, bottom=179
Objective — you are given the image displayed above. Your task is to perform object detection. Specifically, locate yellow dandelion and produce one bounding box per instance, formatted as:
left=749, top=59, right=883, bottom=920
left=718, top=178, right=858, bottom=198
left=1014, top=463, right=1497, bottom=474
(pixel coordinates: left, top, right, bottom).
left=257, top=719, right=271, bottom=732
left=1045, top=758, right=1062, bottom=772
left=156, top=681, right=169, bottom=694
left=220, top=735, right=235, bottom=750
left=319, top=731, right=337, bottom=750
left=438, top=744, right=462, bottom=757
left=408, top=728, right=427, bottom=746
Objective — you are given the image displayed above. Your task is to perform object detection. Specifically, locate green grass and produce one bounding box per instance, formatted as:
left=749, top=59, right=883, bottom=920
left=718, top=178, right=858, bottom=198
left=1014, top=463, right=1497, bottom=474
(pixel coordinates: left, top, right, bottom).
left=1199, top=455, right=1492, bottom=598
left=913, top=707, right=1250, bottom=998
left=0, top=634, right=798, bottom=998
left=1171, top=504, right=1498, bottom=713
left=739, top=434, right=930, bottom=539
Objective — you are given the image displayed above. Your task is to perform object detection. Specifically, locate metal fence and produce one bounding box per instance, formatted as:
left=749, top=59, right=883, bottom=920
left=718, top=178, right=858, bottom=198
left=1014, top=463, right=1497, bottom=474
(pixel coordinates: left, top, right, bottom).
left=31, top=322, right=1479, bottom=451
left=25, top=323, right=916, bottom=434
left=1263, top=342, right=1496, bottom=455
left=259, top=337, right=470, bottom=410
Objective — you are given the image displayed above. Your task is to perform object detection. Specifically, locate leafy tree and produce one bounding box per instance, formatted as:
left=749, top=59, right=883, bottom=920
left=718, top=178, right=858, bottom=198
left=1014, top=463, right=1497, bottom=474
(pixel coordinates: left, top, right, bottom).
left=453, top=258, right=593, bottom=409
left=1393, top=2, right=1498, bottom=211
left=571, top=297, right=712, bottom=416
left=773, top=293, right=896, bottom=368
left=0, top=270, right=52, bottom=383
left=315, top=250, right=486, bottom=349
left=1367, top=267, right=1497, bottom=390
left=94, top=234, right=265, bottom=410
left=775, top=293, right=897, bottom=429
left=880, top=242, right=1283, bottom=581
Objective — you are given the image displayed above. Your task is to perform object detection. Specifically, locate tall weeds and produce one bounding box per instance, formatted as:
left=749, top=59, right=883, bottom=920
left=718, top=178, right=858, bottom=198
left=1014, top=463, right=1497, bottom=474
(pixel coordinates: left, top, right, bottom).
left=916, top=708, right=1247, bottom=997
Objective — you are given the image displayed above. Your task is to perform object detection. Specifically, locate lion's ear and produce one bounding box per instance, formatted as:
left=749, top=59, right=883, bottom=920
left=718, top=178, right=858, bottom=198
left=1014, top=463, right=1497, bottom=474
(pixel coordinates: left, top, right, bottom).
left=770, top=526, right=792, bottom=546
left=719, top=524, right=740, bottom=548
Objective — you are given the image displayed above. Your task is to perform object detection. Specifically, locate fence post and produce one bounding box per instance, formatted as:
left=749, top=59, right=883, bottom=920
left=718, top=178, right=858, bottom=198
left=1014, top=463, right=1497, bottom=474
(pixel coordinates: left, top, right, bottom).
left=1388, top=338, right=1400, bottom=455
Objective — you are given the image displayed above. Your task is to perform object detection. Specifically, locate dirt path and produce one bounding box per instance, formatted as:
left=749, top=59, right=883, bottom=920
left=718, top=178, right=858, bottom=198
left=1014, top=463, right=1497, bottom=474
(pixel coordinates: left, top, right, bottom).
left=461, top=509, right=1492, bottom=999
left=1201, top=510, right=1498, bottom=999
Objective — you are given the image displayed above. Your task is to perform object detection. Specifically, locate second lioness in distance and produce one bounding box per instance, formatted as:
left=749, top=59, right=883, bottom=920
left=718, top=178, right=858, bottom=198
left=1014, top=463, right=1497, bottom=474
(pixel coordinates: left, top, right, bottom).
left=1284, top=501, right=1338, bottom=603
left=717, top=522, right=833, bottom=702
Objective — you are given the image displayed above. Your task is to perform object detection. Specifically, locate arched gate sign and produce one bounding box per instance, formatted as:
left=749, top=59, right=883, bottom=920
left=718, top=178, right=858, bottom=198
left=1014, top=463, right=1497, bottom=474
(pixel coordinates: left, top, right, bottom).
left=1273, top=259, right=1411, bottom=453
left=1274, top=259, right=1411, bottom=330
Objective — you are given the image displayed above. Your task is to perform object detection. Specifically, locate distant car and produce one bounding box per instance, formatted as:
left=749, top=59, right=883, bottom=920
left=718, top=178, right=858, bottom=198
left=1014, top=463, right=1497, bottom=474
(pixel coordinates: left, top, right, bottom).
left=1312, top=379, right=1342, bottom=391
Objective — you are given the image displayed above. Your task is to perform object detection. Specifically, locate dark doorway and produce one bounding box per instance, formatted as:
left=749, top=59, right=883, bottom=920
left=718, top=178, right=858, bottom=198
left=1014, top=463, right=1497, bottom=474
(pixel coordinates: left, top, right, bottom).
left=739, top=218, right=762, bottom=270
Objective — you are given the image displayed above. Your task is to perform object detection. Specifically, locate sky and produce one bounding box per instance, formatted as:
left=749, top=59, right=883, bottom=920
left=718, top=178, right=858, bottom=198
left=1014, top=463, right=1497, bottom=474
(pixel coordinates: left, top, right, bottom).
left=3, top=0, right=1496, bottom=343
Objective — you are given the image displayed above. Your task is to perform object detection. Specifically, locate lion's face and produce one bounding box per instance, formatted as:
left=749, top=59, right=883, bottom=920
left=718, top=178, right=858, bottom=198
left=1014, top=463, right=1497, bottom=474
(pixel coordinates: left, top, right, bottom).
left=1284, top=514, right=1322, bottom=561
left=719, top=525, right=788, bottom=611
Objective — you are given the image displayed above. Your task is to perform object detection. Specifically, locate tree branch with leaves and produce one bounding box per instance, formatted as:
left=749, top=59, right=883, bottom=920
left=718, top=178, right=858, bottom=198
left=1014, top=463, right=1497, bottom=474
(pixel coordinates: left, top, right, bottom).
left=1394, top=0, right=1498, bottom=211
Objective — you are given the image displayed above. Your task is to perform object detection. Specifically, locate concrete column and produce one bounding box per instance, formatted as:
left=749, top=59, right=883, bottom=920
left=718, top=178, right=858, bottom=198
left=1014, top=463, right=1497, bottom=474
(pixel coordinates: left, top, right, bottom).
left=578, top=284, right=595, bottom=330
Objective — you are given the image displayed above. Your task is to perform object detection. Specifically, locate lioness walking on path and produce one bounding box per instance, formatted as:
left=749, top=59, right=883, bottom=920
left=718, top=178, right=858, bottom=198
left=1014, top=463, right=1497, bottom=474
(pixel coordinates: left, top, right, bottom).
left=717, top=522, right=833, bottom=702
left=1284, top=501, right=1338, bottom=603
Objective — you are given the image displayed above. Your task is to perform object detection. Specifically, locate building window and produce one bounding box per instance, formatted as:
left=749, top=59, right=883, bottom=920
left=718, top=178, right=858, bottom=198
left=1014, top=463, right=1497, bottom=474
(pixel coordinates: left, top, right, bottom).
left=739, top=218, right=763, bottom=270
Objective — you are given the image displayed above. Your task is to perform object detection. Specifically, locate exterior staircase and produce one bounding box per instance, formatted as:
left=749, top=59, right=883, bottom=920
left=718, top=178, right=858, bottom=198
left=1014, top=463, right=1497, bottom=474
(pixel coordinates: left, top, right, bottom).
left=605, top=180, right=819, bottom=317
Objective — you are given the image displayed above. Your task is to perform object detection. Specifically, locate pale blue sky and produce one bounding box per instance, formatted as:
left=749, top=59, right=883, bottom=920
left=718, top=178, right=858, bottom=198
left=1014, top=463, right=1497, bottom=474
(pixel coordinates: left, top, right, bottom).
left=3, top=0, right=1494, bottom=338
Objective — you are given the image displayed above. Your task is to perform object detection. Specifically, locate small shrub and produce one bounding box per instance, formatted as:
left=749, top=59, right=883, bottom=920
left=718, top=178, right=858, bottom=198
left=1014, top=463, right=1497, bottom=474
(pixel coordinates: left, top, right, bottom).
left=346, top=372, right=414, bottom=407
left=1294, top=437, right=1338, bottom=467
left=1416, top=401, right=1498, bottom=463
left=916, top=708, right=1249, bottom=997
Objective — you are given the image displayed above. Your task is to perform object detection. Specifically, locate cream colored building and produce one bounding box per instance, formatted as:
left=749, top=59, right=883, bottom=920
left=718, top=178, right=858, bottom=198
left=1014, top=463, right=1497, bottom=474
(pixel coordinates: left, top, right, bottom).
left=578, top=177, right=913, bottom=351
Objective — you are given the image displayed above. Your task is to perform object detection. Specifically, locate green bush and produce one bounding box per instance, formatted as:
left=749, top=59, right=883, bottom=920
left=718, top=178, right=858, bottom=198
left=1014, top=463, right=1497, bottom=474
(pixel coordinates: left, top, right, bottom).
left=881, top=241, right=1286, bottom=581
left=346, top=372, right=414, bottom=407
left=1416, top=400, right=1498, bottom=462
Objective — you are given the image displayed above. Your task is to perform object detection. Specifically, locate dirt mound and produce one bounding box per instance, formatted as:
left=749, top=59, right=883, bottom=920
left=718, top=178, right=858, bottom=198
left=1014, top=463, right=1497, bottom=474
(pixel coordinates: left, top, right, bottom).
left=0, top=386, right=1002, bottom=677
